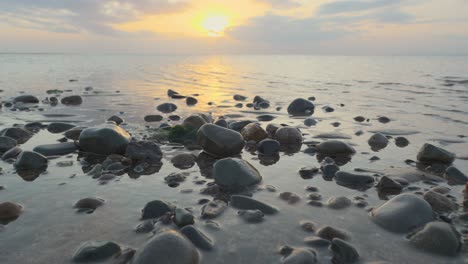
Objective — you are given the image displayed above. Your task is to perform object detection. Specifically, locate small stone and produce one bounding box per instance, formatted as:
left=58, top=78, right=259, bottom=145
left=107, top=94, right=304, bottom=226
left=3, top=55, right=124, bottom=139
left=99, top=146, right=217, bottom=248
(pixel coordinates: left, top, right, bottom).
left=287, top=98, right=315, bottom=116
left=327, top=196, right=352, bottom=209
left=300, top=220, right=316, bottom=232
left=275, top=127, right=302, bottom=145
left=408, top=221, right=461, bottom=256
left=0, top=127, right=33, bottom=144
left=186, top=97, right=198, bottom=106
left=395, top=137, right=410, bottom=147
left=316, top=226, right=349, bottom=241
left=14, top=151, right=48, bottom=171
left=257, top=139, right=280, bottom=156
left=304, top=237, right=330, bottom=247
left=279, top=192, right=301, bottom=204
left=241, top=123, right=267, bottom=142
left=233, top=95, right=247, bottom=101
left=444, top=166, right=468, bottom=185
left=238, top=209, right=264, bottom=223
left=108, top=115, right=124, bottom=125
left=144, top=115, right=164, bottom=122
left=304, top=118, right=317, bottom=127
left=0, top=202, right=23, bottom=223
left=180, top=225, right=214, bottom=251
left=72, top=241, right=121, bottom=262
left=354, top=116, right=365, bottom=122
left=335, top=171, right=374, bottom=190
left=74, top=197, right=105, bottom=212
left=230, top=195, right=279, bottom=214
left=197, top=124, right=245, bottom=157
left=171, top=153, right=196, bottom=169
left=157, top=103, right=178, bottom=113
left=299, top=167, right=319, bottom=179
left=330, top=238, right=359, bottom=264
left=417, top=143, right=455, bottom=164
left=214, top=158, right=262, bottom=191
left=0, top=136, right=17, bottom=153
left=141, top=200, right=174, bottom=220
left=423, top=190, right=457, bottom=213
left=316, top=140, right=355, bottom=155
left=61, top=95, right=83, bottom=105
left=174, top=208, right=195, bottom=227
left=201, top=200, right=227, bottom=219
left=282, top=248, right=318, bottom=264
left=135, top=220, right=156, bottom=233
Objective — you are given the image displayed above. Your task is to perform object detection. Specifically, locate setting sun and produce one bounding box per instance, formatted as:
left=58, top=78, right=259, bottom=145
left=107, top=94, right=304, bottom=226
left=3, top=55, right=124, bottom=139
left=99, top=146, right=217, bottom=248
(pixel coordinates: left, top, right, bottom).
left=200, top=15, right=230, bottom=37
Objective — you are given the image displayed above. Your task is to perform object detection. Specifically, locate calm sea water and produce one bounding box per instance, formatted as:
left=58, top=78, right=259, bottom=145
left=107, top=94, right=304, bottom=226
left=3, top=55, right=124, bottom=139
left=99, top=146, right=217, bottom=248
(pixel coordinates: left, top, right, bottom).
left=1, top=55, right=468, bottom=263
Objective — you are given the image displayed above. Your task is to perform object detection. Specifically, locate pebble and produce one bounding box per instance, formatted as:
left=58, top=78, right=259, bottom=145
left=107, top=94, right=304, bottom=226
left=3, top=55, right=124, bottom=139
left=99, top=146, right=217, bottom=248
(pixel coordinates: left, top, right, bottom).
left=370, top=193, right=433, bottom=233
left=61, top=95, right=83, bottom=105
left=171, top=153, right=196, bottom=169
left=157, top=103, right=178, bottom=113
left=444, top=166, right=468, bottom=185
left=316, top=140, right=355, bottom=155
left=279, top=192, right=301, bottom=204
left=213, top=158, right=262, bottom=191
left=126, top=141, right=163, bottom=163
left=108, top=115, right=124, bottom=125
left=0, top=136, right=17, bottom=154
left=201, top=200, right=227, bottom=219
left=275, top=127, right=303, bottom=145
left=395, top=136, right=409, bottom=147
left=327, top=196, right=352, bottom=209
left=335, top=171, right=374, bottom=190
left=298, top=166, right=319, bottom=179
left=230, top=195, right=279, bottom=214
left=417, top=143, right=455, bottom=164
left=304, top=118, right=317, bottom=127
left=282, top=248, right=318, bottom=264
left=238, top=209, right=264, bottom=223
left=74, top=197, right=105, bottom=213
left=180, top=225, right=214, bottom=251
left=368, top=133, right=389, bottom=151
left=14, top=95, right=39, bottom=104
left=299, top=220, right=316, bottom=232
left=287, top=98, right=315, bottom=116
left=197, top=124, right=245, bottom=157
left=257, top=139, right=280, bottom=156
left=316, top=226, right=349, bottom=240
left=72, top=241, right=121, bottom=262
left=0, top=202, right=23, bottom=223
left=0, top=127, right=33, bottom=144
left=408, top=221, right=461, bottom=256
left=33, top=142, right=78, bottom=156
left=241, top=123, right=268, bottom=142
left=14, top=151, right=48, bottom=171
left=304, top=236, right=330, bottom=247
left=132, top=230, right=199, bottom=264
left=423, top=190, right=457, bottom=213
left=174, top=208, right=195, bottom=227
left=330, top=238, right=360, bottom=264
left=141, top=200, right=174, bottom=220
left=186, top=97, right=198, bottom=106
left=144, top=115, right=163, bottom=122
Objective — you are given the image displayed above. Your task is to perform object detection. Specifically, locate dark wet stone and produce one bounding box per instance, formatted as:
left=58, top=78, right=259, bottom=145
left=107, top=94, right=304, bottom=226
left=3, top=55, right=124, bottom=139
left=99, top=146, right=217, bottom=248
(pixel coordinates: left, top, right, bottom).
left=24, top=122, right=45, bottom=132
left=33, top=142, right=78, bottom=156
left=1, top=147, right=22, bottom=161
left=47, top=122, right=76, bottom=133
left=214, top=158, right=262, bottom=191
left=157, top=103, right=178, bottom=113
left=74, top=197, right=105, bottom=212
left=321, top=164, right=339, bottom=178
left=304, top=118, right=317, bottom=127
left=316, top=226, right=349, bottom=241
left=167, top=89, right=179, bottom=97
left=257, top=139, right=280, bottom=156
left=0, top=136, right=17, bottom=153
left=171, top=153, right=196, bottom=169
left=395, top=136, right=409, bottom=147
left=233, top=95, right=247, bottom=101
left=377, top=116, right=391, bottom=123
left=238, top=209, right=264, bottom=223
left=174, top=208, right=195, bottom=227
left=282, top=248, right=317, bottom=264
left=61, top=95, right=83, bottom=105
left=108, top=115, right=124, bottom=125
left=299, top=167, right=319, bottom=179
left=257, top=114, right=276, bottom=122
left=423, top=190, right=457, bottom=213
left=327, top=196, right=352, bottom=209
left=275, top=127, right=302, bottom=145
left=186, top=97, right=198, bottom=106
left=241, top=123, right=267, bottom=142
left=444, top=166, right=468, bottom=185
left=304, top=237, right=330, bottom=247
left=13, top=95, right=39, bottom=104
left=183, top=114, right=210, bottom=130
left=370, top=193, right=433, bottom=233
left=79, top=124, right=131, bottom=155
left=330, top=238, right=359, bottom=264
left=308, top=193, right=322, bottom=201
left=287, top=98, right=315, bottom=116
left=201, top=200, right=227, bottom=219
left=180, top=225, right=214, bottom=251
left=125, top=141, right=162, bottom=163
left=230, top=195, right=279, bottom=214
left=228, top=120, right=253, bottom=132
left=72, top=241, right=121, bottom=262
left=417, top=143, right=455, bottom=164
left=144, top=115, right=164, bottom=122
left=14, top=151, right=47, bottom=170
left=368, top=133, right=389, bottom=151
left=135, top=219, right=156, bottom=233
left=322, top=106, right=335, bottom=112
left=331, top=122, right=339, bottom=127
left=64, top=127, right=86, bottom=140
left=266, top=123, right=280, bottom=138
left=197, top=124, right=245, bottom=157
left=354, top=116, right=365, bottom=122
left=335, top=171, right=374, bottom=190
left=376, top=176, right=403, bottom=193
left=132, top=230, right=199, bottom=264
left=300, top=220, right=316, bottom=232
left=408, top=221, right=461, bottom=256
left=0, top=202, right=23, bottom=224
left=314, top=133, right=352, bottom=140
left=141, top=200, right=174, bottom=220
left=316, top=140, right=355, bottom=155
left=214, top=118, right=228, bottom=128
left=0, top=127, right=33, bottom=144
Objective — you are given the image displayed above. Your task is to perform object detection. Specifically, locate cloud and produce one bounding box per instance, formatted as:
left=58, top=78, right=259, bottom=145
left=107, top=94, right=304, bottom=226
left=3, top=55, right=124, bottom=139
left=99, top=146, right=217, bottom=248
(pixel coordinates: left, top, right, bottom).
left=0, top=0, right=188, bottom=34
left=318, top=0, right=401, bottom=15
left=256, top=0, right=301, bottom=9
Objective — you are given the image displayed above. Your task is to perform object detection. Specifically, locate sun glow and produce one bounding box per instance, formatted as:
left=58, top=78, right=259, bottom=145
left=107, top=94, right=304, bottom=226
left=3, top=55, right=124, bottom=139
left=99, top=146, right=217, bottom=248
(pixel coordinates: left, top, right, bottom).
left=200, top=15, right=230, bottom=37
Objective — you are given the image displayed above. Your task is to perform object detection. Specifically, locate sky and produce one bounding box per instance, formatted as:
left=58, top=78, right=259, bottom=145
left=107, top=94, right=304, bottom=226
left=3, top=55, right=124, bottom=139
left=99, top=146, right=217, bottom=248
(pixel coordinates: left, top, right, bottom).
left=0, top=0, right=468, bottom=55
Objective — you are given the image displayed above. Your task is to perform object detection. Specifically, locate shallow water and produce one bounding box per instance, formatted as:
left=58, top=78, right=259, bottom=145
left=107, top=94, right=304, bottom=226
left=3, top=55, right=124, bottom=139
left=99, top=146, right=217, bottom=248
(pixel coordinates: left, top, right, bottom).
left=1, top=54, right=468, bottom=263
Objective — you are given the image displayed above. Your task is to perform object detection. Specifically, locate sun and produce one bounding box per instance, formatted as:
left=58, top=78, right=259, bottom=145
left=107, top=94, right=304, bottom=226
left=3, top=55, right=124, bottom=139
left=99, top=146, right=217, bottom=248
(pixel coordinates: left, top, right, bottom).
left=200, top=15, right=230, bottom=37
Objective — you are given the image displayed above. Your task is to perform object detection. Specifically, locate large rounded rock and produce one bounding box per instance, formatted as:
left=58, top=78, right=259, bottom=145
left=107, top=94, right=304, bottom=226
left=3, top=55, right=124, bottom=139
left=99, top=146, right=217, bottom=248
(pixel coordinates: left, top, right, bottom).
left=370, top=193, right=433, bottom=233
left=0, top=127, right=33, bottom=144
left=0, top=136, right=17, bottom=153
left=197, top=124, right=244, bottom=157
left=132, top=230, right=199, bottom=264
left=275, top=127, right=302, bottom=144
left=417, top=143, right=455, bottom=164
left=61, top=95, right=83, bottom=105
left=214, top=158, right=262, bottom=191
left=14, top=151, right=48, bottom=170
left=316, top=140, right=355, bottom=155
left=79, top=124, right=131, bottom=155
left=287, top=98, right=315, bottom=116
left=241, top=123, right=267, bottom=142
left=14, top=95, right=39, bottom=104
left=408, top=221, right=461, bottom=256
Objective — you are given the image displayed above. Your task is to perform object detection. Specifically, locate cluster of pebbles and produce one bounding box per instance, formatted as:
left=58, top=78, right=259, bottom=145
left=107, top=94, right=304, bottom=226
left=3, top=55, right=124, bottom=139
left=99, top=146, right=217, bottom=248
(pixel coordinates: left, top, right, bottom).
left=1, top=88, right=468, bottom=264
